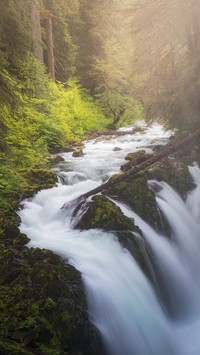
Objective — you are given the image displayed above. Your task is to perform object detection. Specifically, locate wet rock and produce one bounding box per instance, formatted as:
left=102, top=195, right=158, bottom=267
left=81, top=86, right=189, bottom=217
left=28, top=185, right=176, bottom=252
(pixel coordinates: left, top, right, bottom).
left=104, top=173, right=160, bottom=229
left=132, top=125, right=145, bottom=133
left=121, top=150, right=152, bottom=172
left=76, top=195, right=136, bottom=232
left=146, top=158, right=188, bottom=197
left=0, top=165, right=101, bottom=354
left=113, top=147, right=122, bottom=151
left=19, top=169, right=57, bottom=198
left=72, top=149, right=84, bottom=157
left=75, top=195, right=157, bottom=285
left=125, top=150, right=151, bottom=162
left=63, top=146, right=74, bottom=153
left=50, top=155, right=65, bottom=164
left=0, top=246, right=101, bottom=354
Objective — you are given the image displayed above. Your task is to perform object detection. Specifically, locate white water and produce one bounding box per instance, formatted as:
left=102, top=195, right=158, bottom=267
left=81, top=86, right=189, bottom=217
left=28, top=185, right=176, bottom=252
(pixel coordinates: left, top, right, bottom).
left=19, top=123, right=200, bottom=354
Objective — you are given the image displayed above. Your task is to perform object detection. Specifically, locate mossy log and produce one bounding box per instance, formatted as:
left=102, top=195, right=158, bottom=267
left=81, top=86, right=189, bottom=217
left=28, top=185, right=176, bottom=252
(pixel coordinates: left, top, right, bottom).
left=65, top=129, right=200, bottom=203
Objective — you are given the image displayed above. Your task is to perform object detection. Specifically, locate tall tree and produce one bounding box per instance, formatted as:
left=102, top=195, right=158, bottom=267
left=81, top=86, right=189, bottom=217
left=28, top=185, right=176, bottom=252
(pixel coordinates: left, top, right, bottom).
left=42, top=0, right=79, bottom=81
left=129, top=0, right=200, bottom=129
left=45, top=11, right=55, bottom=80
left=31, top=0, right=43, bottom=62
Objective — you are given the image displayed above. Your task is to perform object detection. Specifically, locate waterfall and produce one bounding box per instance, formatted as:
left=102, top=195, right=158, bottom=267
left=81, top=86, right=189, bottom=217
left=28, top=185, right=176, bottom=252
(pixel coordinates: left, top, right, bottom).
left=19, top=124, right=200, bottom=355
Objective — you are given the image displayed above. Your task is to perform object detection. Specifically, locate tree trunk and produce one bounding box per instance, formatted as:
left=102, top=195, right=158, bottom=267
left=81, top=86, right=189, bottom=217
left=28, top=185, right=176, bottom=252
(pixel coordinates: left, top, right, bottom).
left=31, top=0, right=43, bottom=62
left=46, top=16, right=55, bottom=80
left=63, top=129, right=200, bottom=206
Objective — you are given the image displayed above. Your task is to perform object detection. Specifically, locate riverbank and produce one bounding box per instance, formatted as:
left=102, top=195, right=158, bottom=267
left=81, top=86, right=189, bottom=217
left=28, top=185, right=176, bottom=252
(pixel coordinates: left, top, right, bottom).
left=0, top=167, right=101, bottom=354
left=1, top=124, right=200, bottom=354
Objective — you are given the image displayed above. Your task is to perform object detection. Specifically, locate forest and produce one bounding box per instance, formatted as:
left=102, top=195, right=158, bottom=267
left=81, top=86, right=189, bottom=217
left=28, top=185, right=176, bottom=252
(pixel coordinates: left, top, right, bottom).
left=1, top=0, right=200, bottom=170
left=1, top=0, right=200, bottom=354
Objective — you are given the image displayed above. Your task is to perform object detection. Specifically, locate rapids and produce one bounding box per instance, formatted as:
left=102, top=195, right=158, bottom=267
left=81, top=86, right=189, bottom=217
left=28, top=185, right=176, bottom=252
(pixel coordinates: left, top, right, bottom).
left=19, top=123, right=200, bottom=355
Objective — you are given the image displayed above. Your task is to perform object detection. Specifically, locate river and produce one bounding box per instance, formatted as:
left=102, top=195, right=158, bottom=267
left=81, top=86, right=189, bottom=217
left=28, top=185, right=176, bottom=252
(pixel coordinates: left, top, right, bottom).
left=19, top=123, right=200, bottom=355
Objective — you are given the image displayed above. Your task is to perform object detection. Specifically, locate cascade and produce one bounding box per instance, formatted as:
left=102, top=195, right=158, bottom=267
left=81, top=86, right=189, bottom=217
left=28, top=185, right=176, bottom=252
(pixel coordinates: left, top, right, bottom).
left=19, top=123, right=200, bottom=355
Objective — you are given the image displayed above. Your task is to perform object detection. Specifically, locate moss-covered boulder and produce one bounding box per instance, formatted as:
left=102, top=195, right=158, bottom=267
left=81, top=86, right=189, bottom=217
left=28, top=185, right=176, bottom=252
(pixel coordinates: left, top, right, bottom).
left=0, top=167, right=57, bottom=239
left=19, top=169, right=57, bottom=197
left=145, top=138, right=200, bottom=197
left=104, top=173, right=160, bottom=229
left=75, top=195, right=157, bottom=285
left=0, top=166, right=101, bottom=354
left=50, top=155, right=65, bottom=165
left=146, top=158, right=188, bottom=197
left=121, top=150, right=152, bottom=172
left=72, top=149, right=84, bottom=158
left=0, top=246, right=100, bottom=355
left=76, top=195, right=136, bottom=232
left=0, top=168, right=25, bottom=239
left=125, top=150, right=152, bottom=162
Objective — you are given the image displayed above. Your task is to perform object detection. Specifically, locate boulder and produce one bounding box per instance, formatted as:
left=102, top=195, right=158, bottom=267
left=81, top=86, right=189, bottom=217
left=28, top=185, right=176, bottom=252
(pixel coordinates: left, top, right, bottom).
left=75, top=195, right=157, bottom=285
left=113, top=147, right=122, bottom=151
left=72, top=149, right=84, bottom=157
left=104, top=173, right=160, bottom=229
left=50, top=155, right=65, bottom=164
left=146, top=158, right=188, bottom=197
left=76, top=195, right=136, bottom=232
left=121, top=150, right=152, bottom=172
left=0, top=246, right=101, bottom=354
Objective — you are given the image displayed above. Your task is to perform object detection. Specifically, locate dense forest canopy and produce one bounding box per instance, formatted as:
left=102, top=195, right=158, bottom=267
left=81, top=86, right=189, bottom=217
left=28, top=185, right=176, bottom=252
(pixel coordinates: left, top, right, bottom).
left=0, top=0, right=200, bottom=170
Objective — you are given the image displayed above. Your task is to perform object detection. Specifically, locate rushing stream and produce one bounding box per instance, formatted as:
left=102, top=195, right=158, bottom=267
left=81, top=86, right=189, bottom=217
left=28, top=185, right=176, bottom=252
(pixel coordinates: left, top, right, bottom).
left=19, top=123, right=200, bottom=355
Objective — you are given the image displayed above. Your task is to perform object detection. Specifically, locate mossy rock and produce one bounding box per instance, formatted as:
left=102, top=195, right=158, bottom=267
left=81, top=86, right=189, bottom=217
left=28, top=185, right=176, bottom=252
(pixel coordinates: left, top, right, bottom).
left=0, top=340, right=33, bottom=354
left=104, top=173, right=160, bottom=228
left=19, top=169, right=57, bottom=197
left=50, top=155, right=65, bottom=164
left=0, top=167, right=57, bottom=238
left=76, top=195, right=136, bottom=232
left=0, top=168, right=25, bottom=239
left=121, top=151, right=153, bottom=172
left=75, top=196, right=158, bottom=284
left=0, top=246, right=100, bottom=354
left=125, top=150, right=152, bottom=162
left=173, top=142, right=200, bottom=167
left=146, top=158, right=188, bottom=197
left=72, top=149, right=84, bottom=158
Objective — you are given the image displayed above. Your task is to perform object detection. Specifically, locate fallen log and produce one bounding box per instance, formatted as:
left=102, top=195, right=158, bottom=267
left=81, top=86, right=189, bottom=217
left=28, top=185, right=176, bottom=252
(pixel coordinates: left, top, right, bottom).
left=63, top=129, right=200, bottom=206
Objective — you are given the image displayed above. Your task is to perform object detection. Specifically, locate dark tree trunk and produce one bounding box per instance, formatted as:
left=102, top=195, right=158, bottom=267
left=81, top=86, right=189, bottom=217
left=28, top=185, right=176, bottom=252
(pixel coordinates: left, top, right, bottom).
left=31, top=0, right=43, bottom=62
left=46, top=16, right=55, bottom=80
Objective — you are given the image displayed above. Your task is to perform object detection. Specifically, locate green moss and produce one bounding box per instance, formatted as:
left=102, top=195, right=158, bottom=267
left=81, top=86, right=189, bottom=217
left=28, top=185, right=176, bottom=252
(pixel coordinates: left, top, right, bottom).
left=0, top=341, right=33, bottom=355
left=76, top=195, right=136, bottom=231
left=105, top=173, right=160, bottom=228
left=44, top=297, right=56, bottom=311
left=0, top=166, right=57, bottom=240
left=19, top=168, right=57, bottom=197
left=39, top=345, right=63, bottom=355
left=146, top=159, right=188, bottom=196
left=0, top=168, right=23, bottom=239
left=75, top=194, right=158, bottom=285
left=0, top=247, right=100, bottom=354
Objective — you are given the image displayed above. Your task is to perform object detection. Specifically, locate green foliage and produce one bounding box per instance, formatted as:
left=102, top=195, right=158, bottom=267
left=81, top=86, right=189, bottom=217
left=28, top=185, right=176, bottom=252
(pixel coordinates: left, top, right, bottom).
left=0, top=247, right=96, bottom=353
left=97, top=91, right=143, bottom=128
left=0, top=167, right=23, bottom=237
left=49, top=79, right=106, bottom=141
left=0, top=165, right=57, bottom=237
left=0, top=54, right=107, bottom=169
